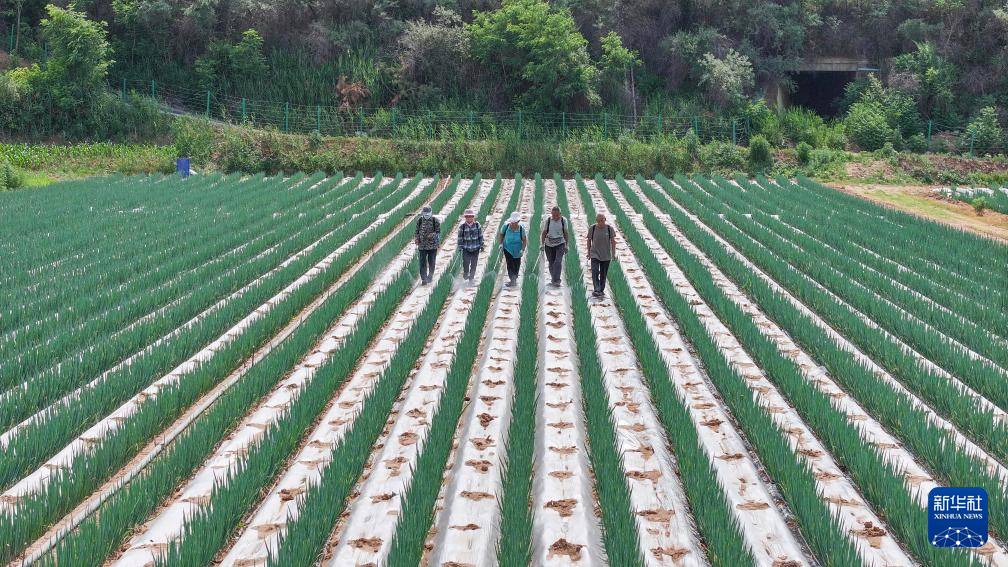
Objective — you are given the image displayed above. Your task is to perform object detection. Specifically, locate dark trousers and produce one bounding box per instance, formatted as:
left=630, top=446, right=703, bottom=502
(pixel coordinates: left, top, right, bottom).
left=591, top=258, right=611, bottom=293
left=544, top=244, right=565, bottom=284
left=462, top=249, right=479, bottom=280
left=504, top=249, right=521, bottom=283
left=419, top=249, right=437, bottom=283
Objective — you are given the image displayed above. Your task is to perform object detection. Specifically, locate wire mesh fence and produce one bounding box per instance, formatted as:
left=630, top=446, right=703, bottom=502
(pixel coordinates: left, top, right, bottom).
left=132, top=80, right=753, bottom=145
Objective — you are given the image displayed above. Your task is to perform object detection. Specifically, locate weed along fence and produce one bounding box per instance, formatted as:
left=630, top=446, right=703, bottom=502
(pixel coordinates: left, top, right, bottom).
left=130, top=80, right=752, bottom=143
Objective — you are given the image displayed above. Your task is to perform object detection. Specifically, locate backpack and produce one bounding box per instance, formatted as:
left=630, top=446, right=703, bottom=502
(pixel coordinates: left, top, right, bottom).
left=542, top=216, right=566, bottom=233
left=416, top=215, right=440, bottom=245
left=588, top=224, right=613, bottom=241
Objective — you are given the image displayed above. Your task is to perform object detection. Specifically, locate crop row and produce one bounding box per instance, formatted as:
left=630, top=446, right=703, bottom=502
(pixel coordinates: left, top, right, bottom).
left=1, top=174, right=441, bottom=564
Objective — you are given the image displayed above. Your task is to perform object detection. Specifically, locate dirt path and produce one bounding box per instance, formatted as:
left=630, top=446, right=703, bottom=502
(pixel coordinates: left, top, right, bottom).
left=828, top=183, right=1008, bottom=243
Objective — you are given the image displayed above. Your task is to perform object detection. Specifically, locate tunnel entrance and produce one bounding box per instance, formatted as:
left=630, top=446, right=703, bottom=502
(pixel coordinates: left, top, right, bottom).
left=789, top=70, right=858, bottom=117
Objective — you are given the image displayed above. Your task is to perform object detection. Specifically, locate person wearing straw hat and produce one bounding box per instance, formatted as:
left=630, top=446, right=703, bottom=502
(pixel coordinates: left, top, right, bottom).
left=499, top=211, right=527, bottom=287
left=457, top=208, right=484, bottom=283
left=414, top=205, right=441, bottom=285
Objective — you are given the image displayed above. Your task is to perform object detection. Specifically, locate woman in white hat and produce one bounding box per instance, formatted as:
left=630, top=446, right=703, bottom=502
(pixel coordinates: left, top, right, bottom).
left=498, top=211, right=527, bottom=287
left=457, top=208, right=483, bottom=283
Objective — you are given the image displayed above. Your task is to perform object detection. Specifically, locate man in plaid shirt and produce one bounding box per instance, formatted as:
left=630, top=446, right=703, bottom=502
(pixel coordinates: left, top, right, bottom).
left=457, top=208, right=484, bottom=283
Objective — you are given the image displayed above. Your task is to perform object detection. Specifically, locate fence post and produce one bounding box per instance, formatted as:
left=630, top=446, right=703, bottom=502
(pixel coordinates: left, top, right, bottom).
left=121, top=78, right=126, bottom=101
left=468, top=111, right=474, bottom=138
left=517, top=111, right=523, bottom=138
left=241, top=98, right=247, bottom=122
left=427, top=110, right=433, bottom=138
left=7, top=24, right=12, bottom=52
left=562, top=112, right=567, bottom=138
left=205, top=91, right=211, bottom=117
left=316, top=105, right=321, bottom=134
left=692, top=116, right=699, bottom=137
left=150, top=80, right=156, bottom=99
left=969, top=129, right=976, bottom=157
left=927, top=119, right=933, bottom=150
left=603, top=112, right=608, bottom=139
left=732, top=119, right=737, bottom=145
left=358, top=109, right=365, bottom=134
left=657, top=113, right=663, bottom=137
left=392, top=109, right=398, bottom=137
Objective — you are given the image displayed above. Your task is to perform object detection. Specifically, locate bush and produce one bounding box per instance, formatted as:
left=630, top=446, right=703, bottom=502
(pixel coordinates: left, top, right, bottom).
left=876, top=142, right=897, bottom=159
left=845, top=101, right=895, bottom=151
left=781, top=107, right=824, bottom=147
left=217, top=126, right=263, bottom=173
left=906, top=133, right=928, bottom=153
left=0, top=160, right=23, bottom=191
left=795, top=141, right=812, bottom=165
left=972, top=196, right=988, bottom=215
left=683, top=128, right=701, bottom=161
left=699, top=141, right=746, bottom=173
left=964, top=107, right=1003, bottom=156
left=747, top=134, right=773, bottom=173
left=172, top=117, right=216, bottom=166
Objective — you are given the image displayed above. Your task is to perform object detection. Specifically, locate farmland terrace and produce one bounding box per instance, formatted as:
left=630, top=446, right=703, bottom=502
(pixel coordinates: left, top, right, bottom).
left=1, top=173, right=1007, bottom=567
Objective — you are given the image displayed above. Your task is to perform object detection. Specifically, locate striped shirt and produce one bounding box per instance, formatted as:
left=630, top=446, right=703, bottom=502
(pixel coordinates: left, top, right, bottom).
left=457, top=221, right=483, bottom=251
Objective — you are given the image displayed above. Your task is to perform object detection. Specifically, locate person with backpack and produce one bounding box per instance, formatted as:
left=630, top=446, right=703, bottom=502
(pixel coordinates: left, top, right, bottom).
left=499, top=211, right=527, bottom=287
left=414, top=205, right=441, bottom=285
left=457, top=208, right=483, bottom=283
left=588, top=213, right=617, bottom=298
left=541, top=206, right=569, bottom=287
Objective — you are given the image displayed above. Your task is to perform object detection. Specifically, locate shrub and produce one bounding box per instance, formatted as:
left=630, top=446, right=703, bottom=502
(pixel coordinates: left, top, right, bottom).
left=217, top=126, right=263, bottom=173
left=876, top=142, right=897, bottom=159
left=795, top=141, right=812, bottom=165
left=683, top=128, right=701, bottom=161
left=845, top=101, right=895, bottom=151
left=781, top=107, right=824, bottom=147
left=963, top=107, right=1003, bottom=156
left=699, top=140, right=746, bottom=173
left=747, top=134, right=773, bottom=173
left=972, top=196, right=988, bottom=215
left=0, top=160, right=23, bottom=191
left=172, top=117, right=216, bottom=167
left=906, top=133, right=928, bottom=153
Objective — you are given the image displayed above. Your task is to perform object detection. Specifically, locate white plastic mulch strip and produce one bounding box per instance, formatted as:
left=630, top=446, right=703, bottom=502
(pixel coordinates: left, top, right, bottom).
left=631, top=179, right=1008, bottom=565
left=574, top=184, right=807, bottom=564
left=426, top=179, right=532, bottom=567
left=732, top=191, right=1008, bottom=384
left=325, top=178, right=512, bottom=565
left=567, top=179, right=706, bottom=567
left=110, top=176, right=438, bottom=566
left=530, top=180, right=605, bottom=567
left=597, top=180, right=913, bottom=566
left=0, top=177, right=416, bottom=505
left=217, top=178, right=500, bottom=567
left=639, top=179, right=1008, bottom=485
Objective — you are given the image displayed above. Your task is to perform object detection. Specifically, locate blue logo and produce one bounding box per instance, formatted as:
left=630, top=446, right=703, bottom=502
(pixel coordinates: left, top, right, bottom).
left=929, top=487, right=988, bottom=548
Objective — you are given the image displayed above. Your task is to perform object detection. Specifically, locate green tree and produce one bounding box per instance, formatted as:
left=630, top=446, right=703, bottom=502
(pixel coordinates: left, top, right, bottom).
left=598, top=31, right=641, bottom=112
left=892, top=42, right=957, bottom=122
left=195, top=29, right=269, bottom=93
left=466, top=0, right=599, bottom=110
left=38, top=4, right=113, bottom=115
left=964, top=106, right=1003, bottom=155
left=698, top=48, right=754, bottom=108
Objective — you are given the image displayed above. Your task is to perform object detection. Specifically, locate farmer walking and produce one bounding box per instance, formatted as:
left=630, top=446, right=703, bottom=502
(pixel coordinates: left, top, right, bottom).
left=457, top=208, right=483, bottom=283
left=415, top=205, right=441, bottom=285
left=541, top=206, right=569, bottom=287
left=499, top=212, right=527, bottom=287
left=588, top=213, right=617, bottom=298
